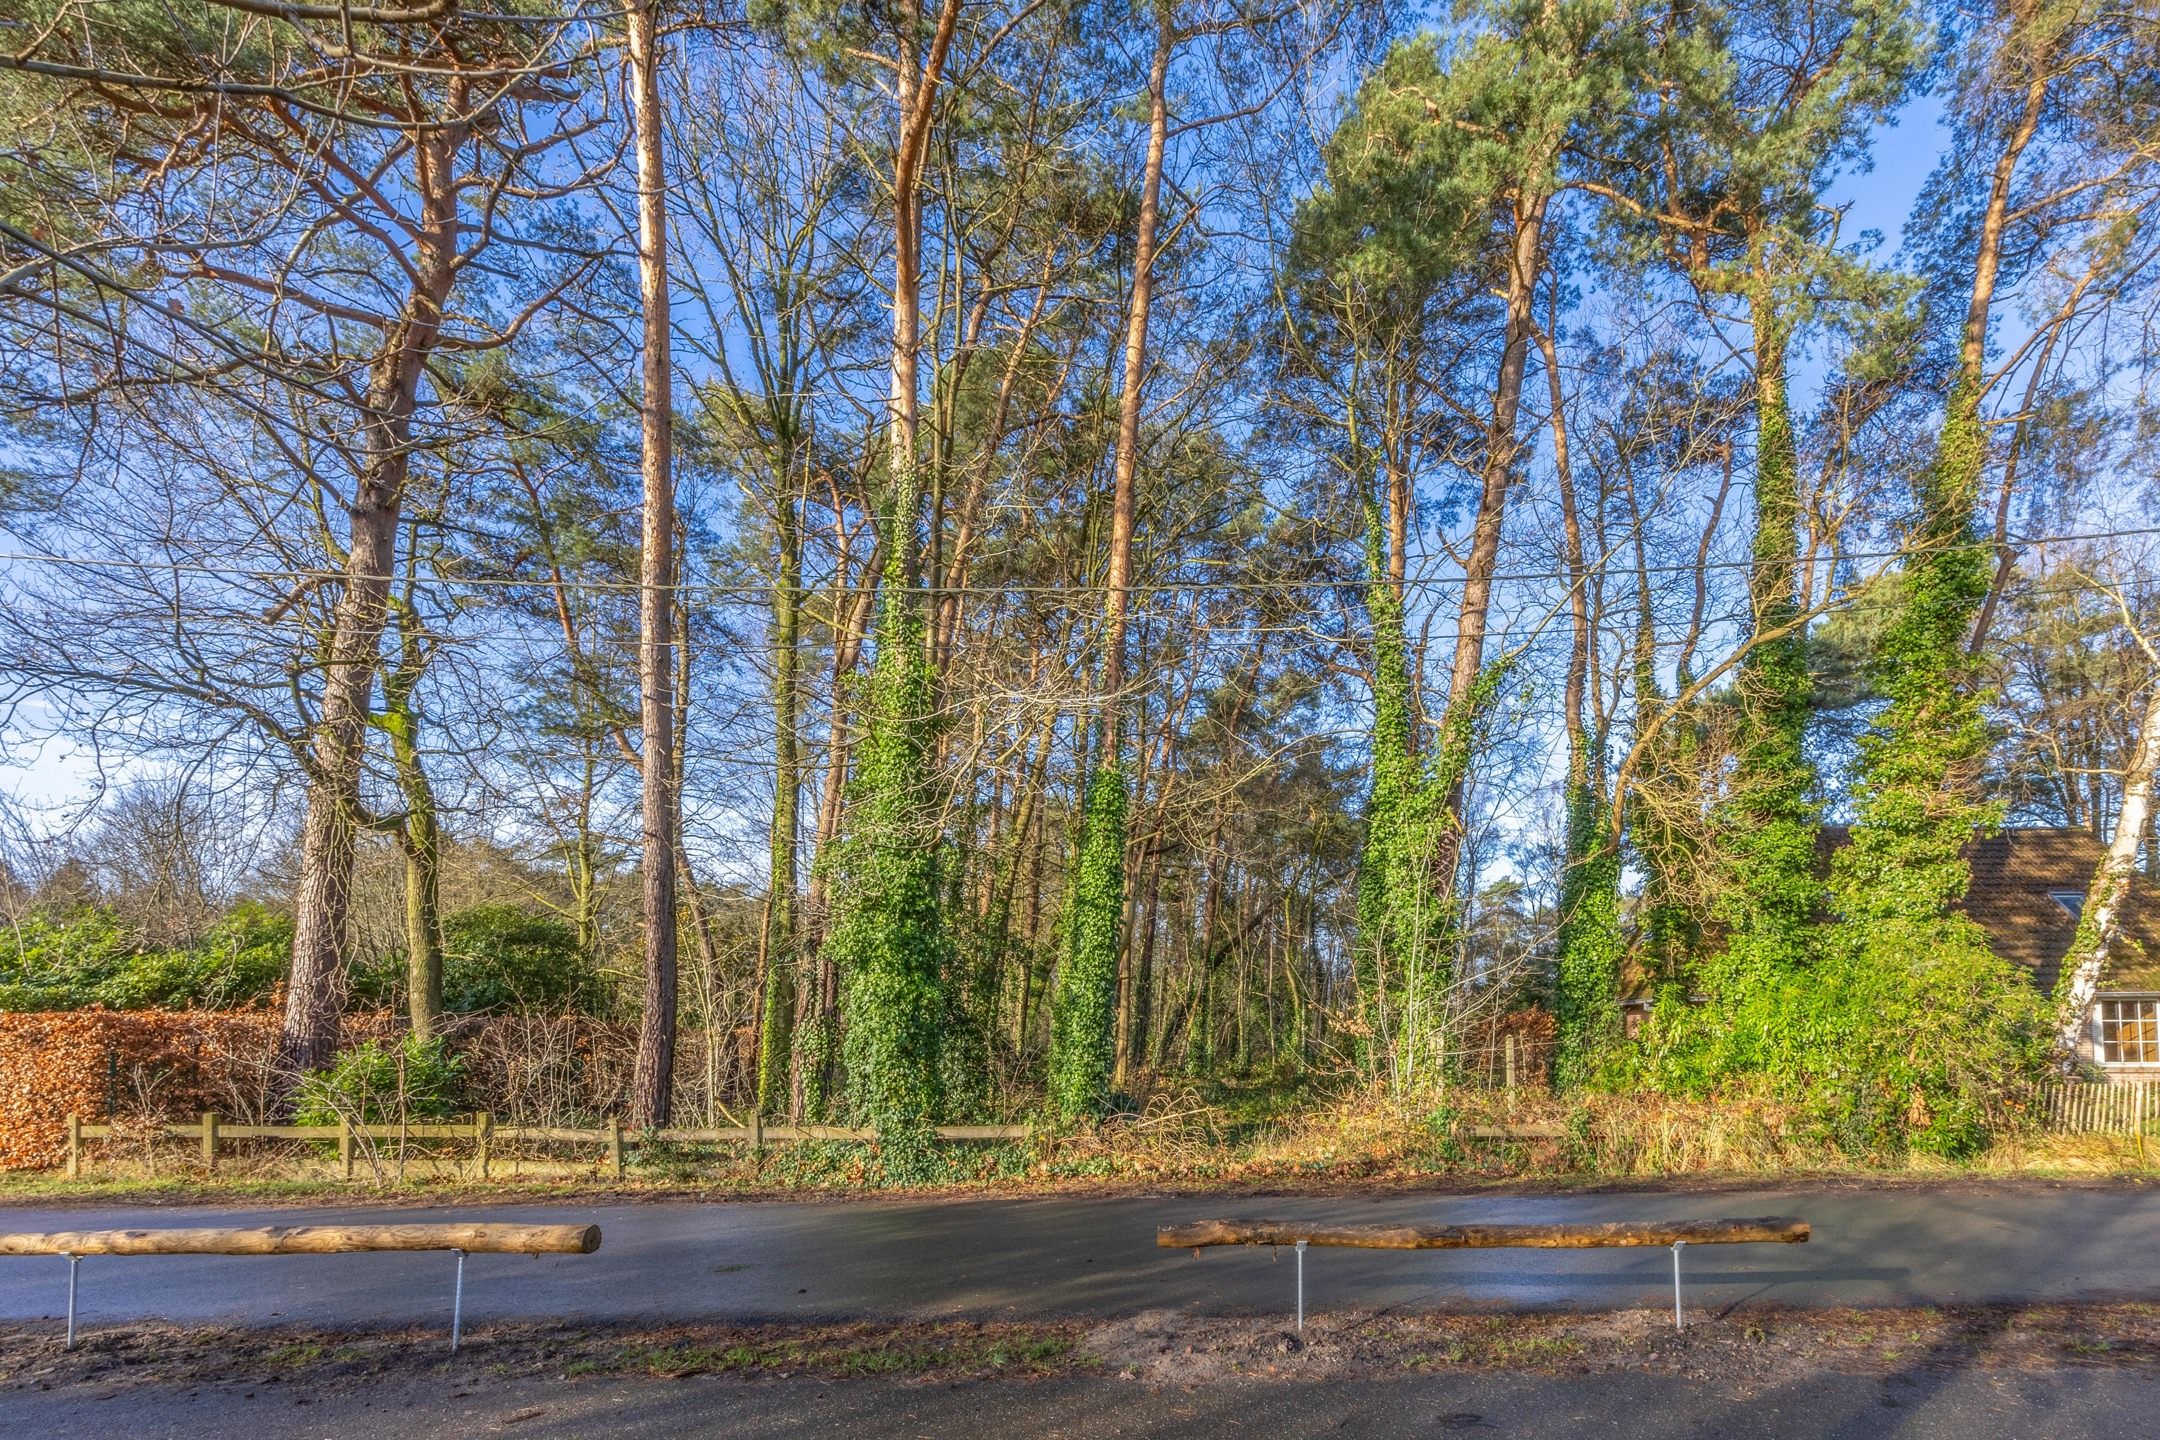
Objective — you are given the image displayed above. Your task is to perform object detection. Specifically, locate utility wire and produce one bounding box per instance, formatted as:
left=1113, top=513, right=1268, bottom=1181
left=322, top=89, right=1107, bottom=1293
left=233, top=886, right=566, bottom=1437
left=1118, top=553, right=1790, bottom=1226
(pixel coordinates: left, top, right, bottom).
left=2, top=525, right=2157, bottom=598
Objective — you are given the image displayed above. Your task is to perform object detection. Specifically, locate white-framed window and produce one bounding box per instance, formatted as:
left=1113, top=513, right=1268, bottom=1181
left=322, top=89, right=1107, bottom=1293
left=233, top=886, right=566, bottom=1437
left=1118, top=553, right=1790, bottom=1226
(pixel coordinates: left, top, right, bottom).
left=2094, top=998, right=2160, bottom=1066
left=2049, top=890, right=2086, bottom=921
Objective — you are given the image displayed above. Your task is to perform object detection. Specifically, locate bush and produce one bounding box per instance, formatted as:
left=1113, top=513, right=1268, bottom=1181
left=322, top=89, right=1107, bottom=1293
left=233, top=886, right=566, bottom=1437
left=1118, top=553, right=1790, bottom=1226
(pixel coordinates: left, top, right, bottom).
left=441, top=904, right=597, bottom=1015
left=293, top=1034, right=464, bottom=1125
left=1629, top=916, right=2051, bottom=1159
left=0, top=903, right=289, bottom=1012
left=90, top=903, right=291, bottom=1010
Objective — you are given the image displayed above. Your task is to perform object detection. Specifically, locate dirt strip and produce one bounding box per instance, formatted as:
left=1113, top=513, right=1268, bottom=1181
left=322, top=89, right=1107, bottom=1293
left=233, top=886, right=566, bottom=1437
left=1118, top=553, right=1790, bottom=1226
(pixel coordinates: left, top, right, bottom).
left=3, top=1302, right=2157, bottom=1400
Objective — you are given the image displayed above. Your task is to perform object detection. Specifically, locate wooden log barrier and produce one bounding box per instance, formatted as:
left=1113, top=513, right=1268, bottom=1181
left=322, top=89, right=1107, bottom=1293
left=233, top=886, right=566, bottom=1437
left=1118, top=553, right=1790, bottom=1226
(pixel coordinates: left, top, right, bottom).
left=0, top=1222, right=602, bottom=1258
left=1161, top=1216, right=1809, bottom=1334
left=1158, top=1217, right=1809, bottom=1251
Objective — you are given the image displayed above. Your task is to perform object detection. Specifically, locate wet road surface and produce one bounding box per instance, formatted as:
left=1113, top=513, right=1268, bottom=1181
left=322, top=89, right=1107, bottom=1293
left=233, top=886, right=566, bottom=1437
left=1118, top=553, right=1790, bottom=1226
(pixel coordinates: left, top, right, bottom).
left=0, top=1183, right=2154, bottom=1331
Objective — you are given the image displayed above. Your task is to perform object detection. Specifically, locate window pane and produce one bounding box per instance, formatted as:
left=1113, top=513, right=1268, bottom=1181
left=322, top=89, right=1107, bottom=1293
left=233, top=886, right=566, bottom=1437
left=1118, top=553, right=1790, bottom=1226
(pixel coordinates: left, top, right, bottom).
left=2132, top=1004, right=2158, bottom=1064
left=2100, top=1001, right=2160, bottom=1064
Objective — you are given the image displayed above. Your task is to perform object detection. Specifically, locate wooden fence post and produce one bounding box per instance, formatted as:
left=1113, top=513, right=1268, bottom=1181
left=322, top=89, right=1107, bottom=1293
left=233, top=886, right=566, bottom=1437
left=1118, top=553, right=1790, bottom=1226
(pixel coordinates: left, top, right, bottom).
left=1504, top=1035, right=1517, bottom=1094
left=607, top=1116, right=624, bottom=1179
left=200, top=1112, right=219, bottom=1174
left=750, top=1107, right=763, bottom=1150
left=65, top=1114, right=81, bottom=1180
left=339, top=1119, right=354, bottom=1181
left=475, top=1111, right=493, bottom=1180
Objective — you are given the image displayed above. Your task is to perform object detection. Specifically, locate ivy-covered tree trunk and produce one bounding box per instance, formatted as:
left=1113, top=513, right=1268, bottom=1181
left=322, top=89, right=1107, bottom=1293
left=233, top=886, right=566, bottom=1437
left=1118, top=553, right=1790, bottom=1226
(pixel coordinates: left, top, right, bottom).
left=1707, top=306, right=1822, bottom=1048
left=380, top=588, right=444, bottom=1041
left=1355, top=496, right=1430, bottom=1076
left=1356, top=492, right=1504, bottom=1092
left=1537, top=318, right=1619, bottom=1087
left=830, top=2, right=959, bottom=1168
left=1050, top=762, right=1127, bottom=1116
left=1829, top=403, right=1997, bottom=921
left=831, top=535, right=949, bottom=1165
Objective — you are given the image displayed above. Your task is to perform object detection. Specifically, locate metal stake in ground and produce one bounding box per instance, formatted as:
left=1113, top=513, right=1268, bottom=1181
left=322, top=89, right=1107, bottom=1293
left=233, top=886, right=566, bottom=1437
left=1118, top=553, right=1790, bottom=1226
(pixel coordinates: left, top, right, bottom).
left=1670, top=1240, right=1686, bottom=1331
left=1295, top=1239, right=1306, bottom=1332
left=450, top=1249, right=466, bottom=1354
left=65, top=1253, right=80, bottom=1350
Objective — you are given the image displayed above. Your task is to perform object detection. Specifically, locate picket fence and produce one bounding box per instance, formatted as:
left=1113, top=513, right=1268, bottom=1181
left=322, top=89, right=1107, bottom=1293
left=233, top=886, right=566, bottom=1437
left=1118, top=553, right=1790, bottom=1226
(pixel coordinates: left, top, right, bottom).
left=2035, top=1080, right=2160, bottom=1136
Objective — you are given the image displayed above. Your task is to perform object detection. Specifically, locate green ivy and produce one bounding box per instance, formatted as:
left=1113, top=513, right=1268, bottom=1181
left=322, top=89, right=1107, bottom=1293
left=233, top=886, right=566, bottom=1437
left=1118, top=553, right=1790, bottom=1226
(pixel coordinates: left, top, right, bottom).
left=1831, top=391, right=1996, bottom=926
left=755, top=953, right=795, bottom=1122
left=0, top=902, right=290, bottom=1012
left=1354, top=500, right=1507, bottom=1085
left=828, top=508, right=951, bottom=1175
left=1714, top=332, right=1823, bottom=984
left=1048, top=759, right=1126, bottom=1118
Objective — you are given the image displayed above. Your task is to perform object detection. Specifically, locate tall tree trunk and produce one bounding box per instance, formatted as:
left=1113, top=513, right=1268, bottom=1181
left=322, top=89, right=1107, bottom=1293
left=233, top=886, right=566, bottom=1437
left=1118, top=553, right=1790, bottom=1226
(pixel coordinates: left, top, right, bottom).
left=1833, top=45, right=2051, bottom=929
left=626, top=0, right=679, bottom=1128
left=383, top=583, right=443, bottom=1041
left=829, top=0, right=965, bottom=1154
left=1052, top=6, right=1172, bottom=1119
left=278, top=111, right=463, bottom=1084
left=1430, top=186, right=1549, bottom=895
left=757, top=471, right=802, bottom=1119
left=1719, top=296, right=1818, bottom=967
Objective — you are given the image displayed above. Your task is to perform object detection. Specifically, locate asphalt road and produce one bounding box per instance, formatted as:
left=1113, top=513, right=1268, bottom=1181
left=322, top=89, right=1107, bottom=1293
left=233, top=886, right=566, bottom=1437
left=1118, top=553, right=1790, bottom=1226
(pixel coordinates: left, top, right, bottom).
left=6, top=1367, right=2157, bottom=1439
left=1, top=1183, right=2156, bottom=1331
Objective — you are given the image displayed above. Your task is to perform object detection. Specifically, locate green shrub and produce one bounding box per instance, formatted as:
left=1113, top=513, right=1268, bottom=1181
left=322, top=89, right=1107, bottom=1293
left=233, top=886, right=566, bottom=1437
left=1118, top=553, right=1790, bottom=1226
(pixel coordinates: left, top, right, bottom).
left=0, top=903, right=289, bottom=1011
left=293, top=1034, right=464, bottom=1125
left=440, top=904, right=596, bottom=1015
left=90, top=903, right=291, bottom=1009
left=1629, top=918, right=2050, bottom=1159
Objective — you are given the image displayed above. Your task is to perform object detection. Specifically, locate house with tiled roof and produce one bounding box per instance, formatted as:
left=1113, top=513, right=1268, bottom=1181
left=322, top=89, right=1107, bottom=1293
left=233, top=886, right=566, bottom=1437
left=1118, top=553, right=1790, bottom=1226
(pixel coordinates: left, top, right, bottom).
left=1953, top=827, right=2160, bottom=1075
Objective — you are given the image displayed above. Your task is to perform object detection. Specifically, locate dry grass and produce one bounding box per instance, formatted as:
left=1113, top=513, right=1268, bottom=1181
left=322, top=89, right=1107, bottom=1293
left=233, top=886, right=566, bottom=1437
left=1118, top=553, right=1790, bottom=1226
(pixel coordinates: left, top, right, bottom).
left=10, top=1080, right=2155, bottom=1202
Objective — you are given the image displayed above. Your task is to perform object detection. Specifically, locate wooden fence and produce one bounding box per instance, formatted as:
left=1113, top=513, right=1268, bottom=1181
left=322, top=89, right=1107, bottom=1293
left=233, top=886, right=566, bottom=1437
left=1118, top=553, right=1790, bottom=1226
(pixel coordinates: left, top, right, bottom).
left=2035, top=1080, right=2160, bottom=1136
left=62, top=1112, right=1032, bottom=1181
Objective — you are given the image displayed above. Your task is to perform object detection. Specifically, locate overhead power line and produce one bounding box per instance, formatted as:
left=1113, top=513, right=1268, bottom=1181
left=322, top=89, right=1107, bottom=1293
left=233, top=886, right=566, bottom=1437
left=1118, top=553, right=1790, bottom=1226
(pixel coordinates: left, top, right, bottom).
left=1, top=525, right=2157, bottom=599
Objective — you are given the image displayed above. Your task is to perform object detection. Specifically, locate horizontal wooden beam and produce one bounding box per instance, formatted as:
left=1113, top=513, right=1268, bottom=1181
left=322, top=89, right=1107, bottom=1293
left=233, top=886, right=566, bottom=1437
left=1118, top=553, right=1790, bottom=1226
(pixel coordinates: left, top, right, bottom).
left=0, top=1222, right=602, bottom=1257
left=1158, top=1217, right=1810, bottom=1251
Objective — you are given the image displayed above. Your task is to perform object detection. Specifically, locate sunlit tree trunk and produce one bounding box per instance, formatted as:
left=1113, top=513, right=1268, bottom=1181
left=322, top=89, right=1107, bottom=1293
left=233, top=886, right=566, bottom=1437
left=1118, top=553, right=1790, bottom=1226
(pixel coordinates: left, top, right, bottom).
left=626, top=0, right=679, bottom=1128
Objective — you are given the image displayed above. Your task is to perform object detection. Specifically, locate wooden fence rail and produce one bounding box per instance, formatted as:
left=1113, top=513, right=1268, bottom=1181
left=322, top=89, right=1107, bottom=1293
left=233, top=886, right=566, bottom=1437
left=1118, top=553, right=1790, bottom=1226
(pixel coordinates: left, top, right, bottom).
left=62, top=1112, right=1032, bottom=1180
left=2035, top=1080, right=2160, bottom=1136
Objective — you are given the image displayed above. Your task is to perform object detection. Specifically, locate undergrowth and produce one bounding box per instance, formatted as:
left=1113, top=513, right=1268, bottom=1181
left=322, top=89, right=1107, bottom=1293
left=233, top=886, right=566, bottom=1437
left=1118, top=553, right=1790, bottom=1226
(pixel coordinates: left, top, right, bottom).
left=15, top=1079, right=2155, bottom=1199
